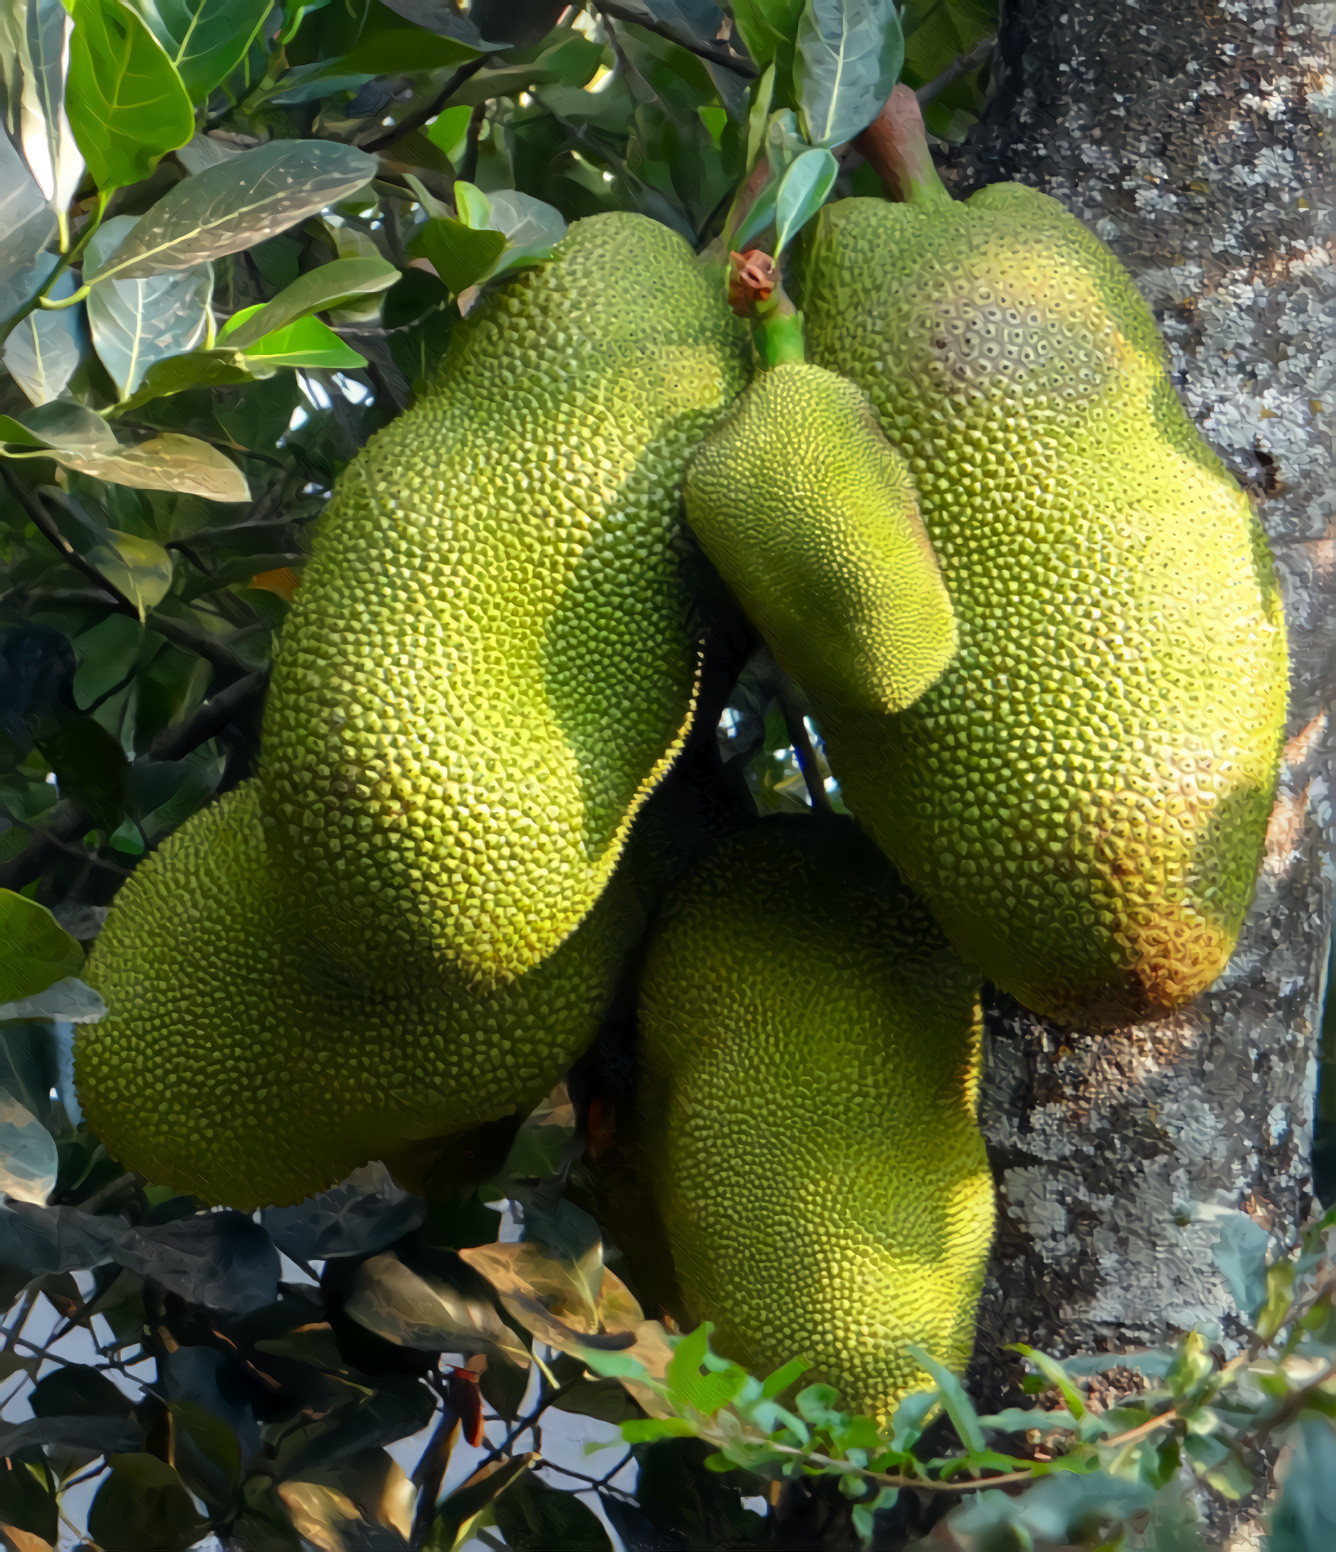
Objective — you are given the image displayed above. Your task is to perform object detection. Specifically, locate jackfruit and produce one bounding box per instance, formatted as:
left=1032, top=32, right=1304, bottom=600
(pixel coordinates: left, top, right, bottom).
left=260, top=212, right=749, bottom=993
left=684, top=361, right=956, bottom=714
left=634, top=815, right=994, bottom=1417
left=76, top=783, right=637, bottom=1209
left=792, top=185, right=1288, bottom=1028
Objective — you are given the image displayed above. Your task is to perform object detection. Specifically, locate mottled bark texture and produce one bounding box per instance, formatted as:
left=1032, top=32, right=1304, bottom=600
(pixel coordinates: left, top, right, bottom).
left=938, top=0, right=1336, bottom=1418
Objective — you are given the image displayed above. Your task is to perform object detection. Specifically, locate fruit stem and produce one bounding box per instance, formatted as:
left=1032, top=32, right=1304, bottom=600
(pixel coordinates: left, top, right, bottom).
left=728, top=250, right=805, bottom=368
left=854, top=83, right=954, bottom=208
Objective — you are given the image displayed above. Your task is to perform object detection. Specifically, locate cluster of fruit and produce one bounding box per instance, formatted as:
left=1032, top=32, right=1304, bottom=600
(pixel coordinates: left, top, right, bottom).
left=76, top=100, right=1287, bottom=1415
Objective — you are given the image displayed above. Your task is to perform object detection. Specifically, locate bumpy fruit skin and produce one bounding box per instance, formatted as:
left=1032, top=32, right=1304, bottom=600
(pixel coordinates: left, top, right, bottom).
left=77, top=784, right=637, bottom=1209
left=261, top=213, right=749, bottom=993
left=792, top=189, right=1288, bottom=1027
left=636, top=816, right=994, bottom=1418
left=684, top=362, right=956, bottom=714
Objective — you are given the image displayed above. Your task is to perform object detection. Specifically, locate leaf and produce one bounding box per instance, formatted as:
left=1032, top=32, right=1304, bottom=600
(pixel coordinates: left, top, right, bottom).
left=55, top=431, right=250, bottom=502
left=84, top=530, right=174, bottom=618
left=458, top=1240, right=640, bottom=1361
left=423, top=1455, right=532, bottom=1552
left=346, top=1251, right=531, bottom=1367
left=0, top=131, right=57, bottom=316
left=1207, top=1208, right=1271, bottom=1323
left=492, top=1474, right=613, bottom=1552
left=340, top=25, right=481, bottom=76
left=276, top=1480, right=362, bottom=1552
left=31, top=1362, right=132, bottom=1418
left=413, top=217, right=508, bottom=295
left=109, top=350, right=254, bottom=416
left=10, top=397, right=118, bottom=454
left=261, top=1162, right=426, bottom=1261
left=65, top=0, right=194, bottom=191
left=0, top=1097, right=58, bottom=1207
left=484, top=189, right=568, bottom=269
left=906, top=1343, right=986, bottom=1453
left=217, top=256, right=400, bottom=349
left=17, top=0, right=85, bottom=221
left=135, top=0, right=272, bottom=102
left=374, top=0, right=508, bottom=50
left=794, top=0, right=903, bottom=148
left=772, top=145, right=837, bottom=254
left=84, top=215, right=211, bottom=396
left=83, top=140, right=379, bottom=282
left=666, top=1324, right=748, bottom=1417
left=731, top=0, right=803, bottom=72
left=1009, top=1344, right=1088, bottom=1421
left=0, top=1202, right=280, bottom=1313
left=87, top=1453, right=206, bottom=1552
left=231, top=312, right=368, bottom=370
left=0, top=892, right=84, bottom=1003
left=3, top=260, right=83, bottom=406
left=425, top=102, right=474, bottom=160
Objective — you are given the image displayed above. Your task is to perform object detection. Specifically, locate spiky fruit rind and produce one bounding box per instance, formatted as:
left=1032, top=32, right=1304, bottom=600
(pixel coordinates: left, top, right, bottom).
left=260, top=213, right=749, bottom=993
left=792, top=189, right=1288, bottom=1027
left=684, top=361, right=956, bottom=714
left=637, top=816, right=994, bottom=1418
left=77, top=784, right=637, bottom=1209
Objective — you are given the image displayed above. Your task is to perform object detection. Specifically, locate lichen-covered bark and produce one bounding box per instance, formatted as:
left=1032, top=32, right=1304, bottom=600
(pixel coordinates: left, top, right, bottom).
left=940, top=0, right=1336, bottom=1437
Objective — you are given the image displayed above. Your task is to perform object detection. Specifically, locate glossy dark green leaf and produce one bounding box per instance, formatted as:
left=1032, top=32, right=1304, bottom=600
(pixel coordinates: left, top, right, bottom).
left=31, top=1362, right=133, bottom=1418
left=0, top=892, right=84, bottom=1004
left=492, top=1474, right=613, bottom=1551
left=0, top=132, right=57, bottom=318
left=261, top=1163, right=426, bottom=1261
left=65, top=0, right=194, bottom=191
left=2, top=262, right=83, bottom=406
left=88, top=1453, right=207, bottom=1552
left=794, top=0, right=903, bottom=148
left=137, top=0, right=273, bottom=102
left=772, top=144, right=837, bottom=253
left=340, top=25, right=480, bottom=74
left=730, top=0, right=802, bottom=73
left=84, top=140, right=379, bottom=282
left=109, top=351, right=255, bottom=416
left=414, top=217, right=507, bottom=294
left=218, top=256, right=400, bottom=349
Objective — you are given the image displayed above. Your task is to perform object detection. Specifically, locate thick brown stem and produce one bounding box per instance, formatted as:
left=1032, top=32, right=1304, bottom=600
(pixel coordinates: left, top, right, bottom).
left=854, top=83, right=953, bottom=207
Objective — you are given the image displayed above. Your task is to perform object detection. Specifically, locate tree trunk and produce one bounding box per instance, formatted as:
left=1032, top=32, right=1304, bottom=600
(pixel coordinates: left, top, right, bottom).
left=942, top=0, right=1336, bottom=1480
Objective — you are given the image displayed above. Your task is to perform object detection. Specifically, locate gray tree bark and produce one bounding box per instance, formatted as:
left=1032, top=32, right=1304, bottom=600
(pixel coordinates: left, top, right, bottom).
left=939, top=0, right=1336, bottom=1498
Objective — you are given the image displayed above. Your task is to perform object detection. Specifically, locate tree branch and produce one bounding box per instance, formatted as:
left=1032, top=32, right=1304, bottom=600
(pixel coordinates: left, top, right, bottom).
left=147, top=668, right=269, bottom=762
left=362, top=56, right=491, bottom=156
left=596, top=3, right=757, bottom=76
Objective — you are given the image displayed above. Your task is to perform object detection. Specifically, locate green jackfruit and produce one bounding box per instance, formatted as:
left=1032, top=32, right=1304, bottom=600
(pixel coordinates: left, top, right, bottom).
left=634, top=816, right=994, bottom=1418
left=261, top=213, right=749, bottom=993
left=792, top=187, right=1288, bottom=1027
left=684, top=361, right=956, bottom=714
left=77, top=783, right=636, bottom=1209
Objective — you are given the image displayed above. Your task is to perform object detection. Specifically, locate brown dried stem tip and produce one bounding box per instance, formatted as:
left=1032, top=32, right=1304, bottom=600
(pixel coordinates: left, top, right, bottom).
left=728, top=248, right=779, bottom=312
left=728, top=249, right=804, bottom=369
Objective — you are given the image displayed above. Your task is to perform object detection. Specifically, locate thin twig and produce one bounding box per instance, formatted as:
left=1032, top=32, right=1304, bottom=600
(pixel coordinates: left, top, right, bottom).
left=596, top=2, right=756, bottom=76
left=915, top=36, right=996, bottom=108
left=363, top=56, right=491, bottom=156
left=2, top=465, right=139, bottom=617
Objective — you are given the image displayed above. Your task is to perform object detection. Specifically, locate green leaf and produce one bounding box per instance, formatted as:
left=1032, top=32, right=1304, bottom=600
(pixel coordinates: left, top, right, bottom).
left=0, top=1096, right=59, bottom=1206
left=84, top=215, right=211, bottom=396
left=1257, top=1259, right=1297, bottom=1341
left=229, top=312, right=367, bottom=370
left=2, top=261, right=82, bottom=406
left=414, top=218, right=508, bottom=295
left=52, top=431, right=250, bottom=502
left=761, top=1355, right=810, bottom=1400
left=12, top=397, right=119, bottom=454
left=454, top=179, right=494, bottom=228
left=135, top=0, right=273, bottom=102
left=1208, top=1208, right=1271, bottom=1323
left=346, top=1251, right=530, bottom=1367
left=17, top=0, right=86, bottom=223
left=491, top=1473, right=613, bottom=1551
left=31, top=1362, right=132, bottom=1417
left=665, top=1325, right=748, bottom=1416
left=772, top=145, right=837, bottom=253
left=0, top=131, right=58, bottom=317
left=1009, top=1345, right=1087, bottom=1420
left=426, top=102, right=475, bottom=160
left=794, top=0, right=903, bottom=148
left=216, top=256, right=400, bottom=349
left=340, top=25, right=480, bottom=75
left=84, top=529, right=174, bottom=619
left=906, top=1343, right=986, bottom=1453
left=0, top=892, right=84, bottom=1004
left=109, top=350, right=254, bottom=415
left=83, top=140, right=379, bottom=282
left=423, top=1455, right=532, bottom=1552
left=731, top=0, right=803, bottom=74
left=484, top=189, right=568, bottom=275
left=87, top=1453, right=206, bottom=1552
left=65, top=0, right=194, bottom=191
